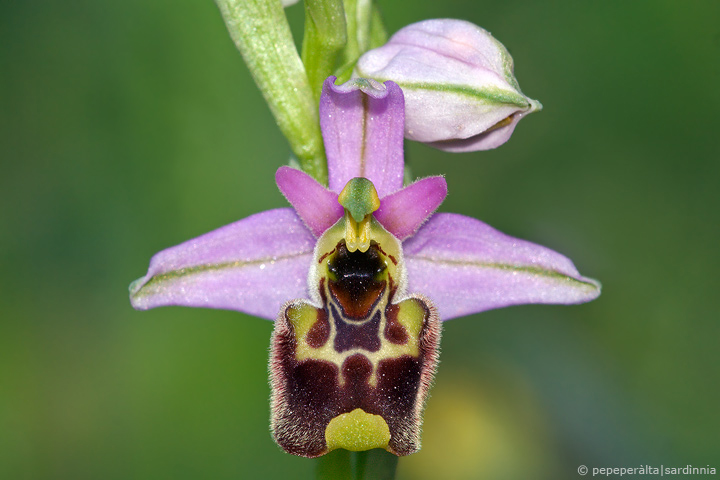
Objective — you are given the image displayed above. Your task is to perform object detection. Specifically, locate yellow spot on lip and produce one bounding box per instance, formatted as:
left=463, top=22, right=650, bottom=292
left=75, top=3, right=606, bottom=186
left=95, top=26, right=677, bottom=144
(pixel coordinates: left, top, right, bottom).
left=325, top=408, right=391, bottom=452
left=286, top=303, right=319, bottom=344
left=343, top=212, right=372, bottom=253
left=338, top=178, right=381, bottom=253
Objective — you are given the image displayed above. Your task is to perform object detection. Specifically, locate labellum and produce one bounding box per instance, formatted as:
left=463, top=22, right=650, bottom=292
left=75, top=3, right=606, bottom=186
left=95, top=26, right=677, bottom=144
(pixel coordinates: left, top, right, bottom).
left=270, top=178, right=441, bottom=458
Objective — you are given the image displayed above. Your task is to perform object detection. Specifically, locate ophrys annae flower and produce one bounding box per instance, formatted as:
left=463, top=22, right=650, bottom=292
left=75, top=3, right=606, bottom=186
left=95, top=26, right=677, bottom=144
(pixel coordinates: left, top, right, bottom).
left=130, top=76, right=600, bottom=457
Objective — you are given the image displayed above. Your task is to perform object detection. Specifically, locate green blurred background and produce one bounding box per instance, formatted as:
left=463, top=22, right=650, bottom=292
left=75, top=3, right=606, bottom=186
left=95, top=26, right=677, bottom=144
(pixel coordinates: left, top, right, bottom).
left=2, top=1, right=718, bottom=478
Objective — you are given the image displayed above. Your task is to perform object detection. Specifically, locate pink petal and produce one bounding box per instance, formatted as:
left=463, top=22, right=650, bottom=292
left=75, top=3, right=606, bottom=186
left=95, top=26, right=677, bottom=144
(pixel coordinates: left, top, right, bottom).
left=320, top=76, right=405, bottom=197
left=403, top=213, right=601, bottom=320
left=130, top=208, right=315, bottom=320
left=426, top=112, right=528, bottom=152
left=276, top=166, right=343, bottom=237
left=375, top=176, right=447, bottom=240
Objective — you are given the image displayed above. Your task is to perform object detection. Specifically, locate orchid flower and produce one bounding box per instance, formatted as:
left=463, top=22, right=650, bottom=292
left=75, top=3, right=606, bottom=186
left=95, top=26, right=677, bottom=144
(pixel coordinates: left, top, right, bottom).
left=130, top=76, right=600, bottom=458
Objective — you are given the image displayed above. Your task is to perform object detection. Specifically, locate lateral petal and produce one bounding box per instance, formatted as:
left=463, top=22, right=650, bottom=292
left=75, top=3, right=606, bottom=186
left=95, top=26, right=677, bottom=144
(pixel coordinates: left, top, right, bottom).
left=375, top=176, right=447, bottom=240
left=276, top=166, right=343, bottom=237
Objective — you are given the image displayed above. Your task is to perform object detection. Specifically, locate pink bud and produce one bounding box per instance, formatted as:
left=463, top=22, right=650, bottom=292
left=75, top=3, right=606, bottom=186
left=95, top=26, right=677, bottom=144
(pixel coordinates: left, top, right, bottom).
left=355, top=19, right=542, bottom=152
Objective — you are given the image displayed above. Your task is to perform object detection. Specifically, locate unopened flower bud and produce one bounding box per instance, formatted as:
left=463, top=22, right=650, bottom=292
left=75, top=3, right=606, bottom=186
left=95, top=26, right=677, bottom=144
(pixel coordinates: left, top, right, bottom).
left=354, top=19, right=542, bottom=152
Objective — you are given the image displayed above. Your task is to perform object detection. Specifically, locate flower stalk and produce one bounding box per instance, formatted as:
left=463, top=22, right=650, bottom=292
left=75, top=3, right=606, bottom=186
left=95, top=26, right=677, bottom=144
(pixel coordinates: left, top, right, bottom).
left=317, top=449, right=398, bottom=480
left=341, top=0, right=372, bottom=66
left=334, top=0, right=387, bottom=82
left=215, top=0, right=327, bottom=183
left=302, top=0, right=348, bottom=104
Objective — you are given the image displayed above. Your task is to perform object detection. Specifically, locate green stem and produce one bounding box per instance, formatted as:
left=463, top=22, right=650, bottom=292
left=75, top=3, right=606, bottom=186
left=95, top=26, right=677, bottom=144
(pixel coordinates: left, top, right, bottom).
left=215, top=0, right=327, bottom=184
left=335, top=0, right=386, bottom=83
left=301, top=0, right=347, bottom=104
left=315, top=449, right=398, bottom=480
left=354, top=449, right=399, bottom=480
left=316, top=450, right=352, bottom=480
left=368, top=4, right=388, bottom=49
left=341, top=0, right=372, bottom=65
